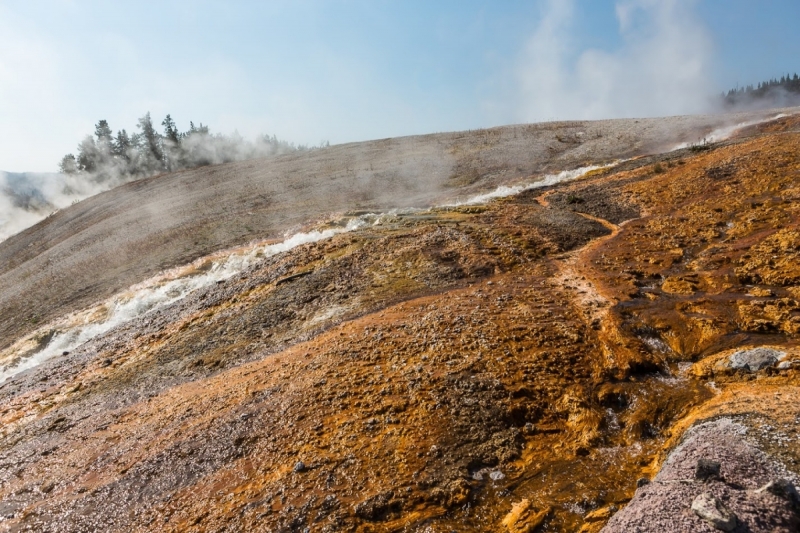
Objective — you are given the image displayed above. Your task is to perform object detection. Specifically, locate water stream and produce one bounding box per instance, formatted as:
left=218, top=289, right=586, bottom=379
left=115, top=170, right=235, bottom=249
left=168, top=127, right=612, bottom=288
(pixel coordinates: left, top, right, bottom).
left=670, top=113, right=788, bottom=151
left=0, top=110, right=785, bottom=386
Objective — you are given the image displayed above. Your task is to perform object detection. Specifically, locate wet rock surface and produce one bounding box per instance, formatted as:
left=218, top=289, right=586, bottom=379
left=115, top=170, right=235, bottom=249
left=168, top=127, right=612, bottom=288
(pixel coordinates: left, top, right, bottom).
left=0, top=113, right=799, bottom=532
left=727, top=347, right=785, bottom=371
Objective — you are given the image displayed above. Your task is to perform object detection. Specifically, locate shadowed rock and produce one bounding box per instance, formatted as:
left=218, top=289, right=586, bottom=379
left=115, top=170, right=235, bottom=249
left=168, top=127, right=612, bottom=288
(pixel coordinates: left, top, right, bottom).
left=755, top=479, right=800, bottom=508
left=696, top=459, right=722, bottom=482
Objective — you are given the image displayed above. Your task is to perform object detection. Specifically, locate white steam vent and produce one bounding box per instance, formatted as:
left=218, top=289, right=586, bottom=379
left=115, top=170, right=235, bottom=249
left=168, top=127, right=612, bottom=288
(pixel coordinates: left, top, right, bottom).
left=0, top=215, right=376, bottom=383
left=446, top=163, right=618, bottom=206
left=0, top=163, right=615, bottom=383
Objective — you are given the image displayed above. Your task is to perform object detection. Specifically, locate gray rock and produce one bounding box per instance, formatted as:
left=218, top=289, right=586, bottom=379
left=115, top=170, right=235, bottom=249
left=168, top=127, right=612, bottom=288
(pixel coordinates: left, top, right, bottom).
left=755, top=479, right=800, bottom=507
left=691, top=492, right=738, bottom=531
left=636, top=478, right=650, bottom=488
left=777, top=361, right=793, bottom=370
left=695, top=458, right=722, bottom=481
left=293, top=461, right=306, bottom=473
left=728, top=347, right=784, bottom=372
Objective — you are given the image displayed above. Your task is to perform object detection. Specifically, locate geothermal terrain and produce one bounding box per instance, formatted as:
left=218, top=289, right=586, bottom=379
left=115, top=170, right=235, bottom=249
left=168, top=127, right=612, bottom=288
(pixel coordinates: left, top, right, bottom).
left=0, top=109, right=799, bottom=532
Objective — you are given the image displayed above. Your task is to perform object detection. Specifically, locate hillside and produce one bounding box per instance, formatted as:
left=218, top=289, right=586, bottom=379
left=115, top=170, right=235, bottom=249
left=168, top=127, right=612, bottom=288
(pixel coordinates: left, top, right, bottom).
left=0, top=110, right=788, bottom=354
left=0, top=110, right=799, bottom=532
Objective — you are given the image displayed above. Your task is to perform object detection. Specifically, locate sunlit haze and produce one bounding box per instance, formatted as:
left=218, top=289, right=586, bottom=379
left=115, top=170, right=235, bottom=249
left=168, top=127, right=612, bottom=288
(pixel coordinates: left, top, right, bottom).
left=1, top=0, right=799, bottom=172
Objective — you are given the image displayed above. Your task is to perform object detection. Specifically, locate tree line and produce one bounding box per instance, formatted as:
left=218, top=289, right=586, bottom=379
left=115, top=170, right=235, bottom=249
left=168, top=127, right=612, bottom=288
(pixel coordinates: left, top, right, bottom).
left=59, top=113, right=328, bottom=180
left=722, top=73, right=800, bottom=108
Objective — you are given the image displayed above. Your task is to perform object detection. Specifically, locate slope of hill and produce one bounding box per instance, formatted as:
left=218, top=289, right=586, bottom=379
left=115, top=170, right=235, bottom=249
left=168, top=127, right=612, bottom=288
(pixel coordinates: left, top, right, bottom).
left=0, top=110, right=799, bottom=532
left=0, top=110, right=790, bottom=355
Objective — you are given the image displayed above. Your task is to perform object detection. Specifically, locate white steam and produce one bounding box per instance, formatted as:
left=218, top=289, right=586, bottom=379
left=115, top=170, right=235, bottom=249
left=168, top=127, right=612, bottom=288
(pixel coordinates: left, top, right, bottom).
left=0, top=162, right=619, bottom=383
left=518, top=0, right=716, bottom=121
left=0, top=171, right=110, bottom=241
left=0, top=132, right=317, bottom=242
left=671, top=113, right=789, bottom=150
left=0, top=215, right=374, bottom=383
left=446, top=163, right=618, bottom=206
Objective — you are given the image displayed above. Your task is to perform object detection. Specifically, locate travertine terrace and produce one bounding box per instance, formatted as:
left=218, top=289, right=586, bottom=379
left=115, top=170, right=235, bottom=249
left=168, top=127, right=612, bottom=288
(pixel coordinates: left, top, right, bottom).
left=0, top=111, right=799, bottom=532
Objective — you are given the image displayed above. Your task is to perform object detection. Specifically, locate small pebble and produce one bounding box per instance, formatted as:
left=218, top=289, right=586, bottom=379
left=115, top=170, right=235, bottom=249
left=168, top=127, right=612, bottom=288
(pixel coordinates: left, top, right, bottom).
left=489, top=470, right=505, bottom=481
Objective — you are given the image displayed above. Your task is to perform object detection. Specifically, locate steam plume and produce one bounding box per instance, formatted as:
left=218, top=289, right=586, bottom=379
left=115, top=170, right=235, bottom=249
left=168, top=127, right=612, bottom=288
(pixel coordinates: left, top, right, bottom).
left=518, top=0, right=716, bottom=121
left=1, top=117, right=326, bottom=242
left=0, top=171, right=105, bottom=241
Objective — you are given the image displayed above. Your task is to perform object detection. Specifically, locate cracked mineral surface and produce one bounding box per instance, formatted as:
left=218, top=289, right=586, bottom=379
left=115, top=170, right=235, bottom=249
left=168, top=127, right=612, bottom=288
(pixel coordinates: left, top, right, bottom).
left=0, top=110, right=799, bottom=532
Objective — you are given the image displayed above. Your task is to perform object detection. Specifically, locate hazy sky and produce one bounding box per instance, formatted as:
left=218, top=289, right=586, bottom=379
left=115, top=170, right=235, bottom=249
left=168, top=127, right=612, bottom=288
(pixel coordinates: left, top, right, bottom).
left=1, top=0, right=799, bottom=172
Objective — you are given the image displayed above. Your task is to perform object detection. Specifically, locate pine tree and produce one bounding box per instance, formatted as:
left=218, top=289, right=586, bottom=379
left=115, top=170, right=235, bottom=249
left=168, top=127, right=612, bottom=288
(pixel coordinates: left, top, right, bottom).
left=95, top=120, right=113, bottom=148
left=76, top=136, right=101, bottom=173
left=137, top=112, right=164, bottom=172
left=59, top=154, right=78, bottom=174
left=162, top=114, right=180, bottom=145
left=113, top=129, right=132, bottom=159
left=162, top=114, right=187, bottom=171
left=188, top=121, right=209, bottom=135
left=91, top=120, right=115, bottom=177
left=59, top=111, right=301, bottom=180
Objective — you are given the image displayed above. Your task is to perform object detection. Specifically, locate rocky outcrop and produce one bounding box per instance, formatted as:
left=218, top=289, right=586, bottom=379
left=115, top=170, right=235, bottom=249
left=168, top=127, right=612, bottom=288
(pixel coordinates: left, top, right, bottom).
left=727, top=347, right=785, bottom=371
left=602, top=418, right=800, bottom=532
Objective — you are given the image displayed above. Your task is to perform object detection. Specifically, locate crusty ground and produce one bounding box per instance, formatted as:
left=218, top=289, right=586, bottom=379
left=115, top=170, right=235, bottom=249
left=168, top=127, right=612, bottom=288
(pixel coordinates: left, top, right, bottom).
left=0, top=112, right=799, bottom=532
left=0, top=110, right=794, bottom=353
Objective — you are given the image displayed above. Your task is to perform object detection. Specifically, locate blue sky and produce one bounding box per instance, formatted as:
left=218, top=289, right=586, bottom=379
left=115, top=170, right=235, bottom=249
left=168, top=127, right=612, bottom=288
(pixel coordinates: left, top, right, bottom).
left=1, top=0, right=798, bottom=171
